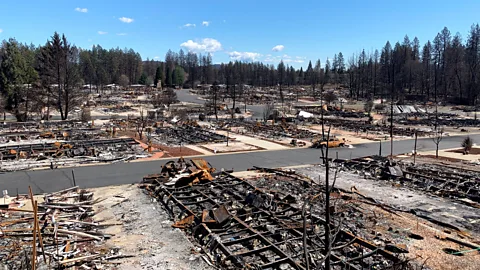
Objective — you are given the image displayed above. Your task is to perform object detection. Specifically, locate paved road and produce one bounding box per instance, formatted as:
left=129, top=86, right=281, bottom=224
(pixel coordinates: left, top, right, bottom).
left=1, top=133, right=476, bottom=194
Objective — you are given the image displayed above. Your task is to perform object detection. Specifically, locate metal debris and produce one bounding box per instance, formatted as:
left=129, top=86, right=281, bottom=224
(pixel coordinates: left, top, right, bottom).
left=0, top=186, right=129, bottom=269
left=141, top=159, right=410, bottom=269
left=334, top=156, right=480, bottom=206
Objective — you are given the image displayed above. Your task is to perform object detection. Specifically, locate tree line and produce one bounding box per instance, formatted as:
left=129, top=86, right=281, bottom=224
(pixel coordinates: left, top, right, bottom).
left=348, top=24, right=480, bottom=105
left=0, top=32, right=148, bottom=121
left=1, top=24, right=480, bottom=121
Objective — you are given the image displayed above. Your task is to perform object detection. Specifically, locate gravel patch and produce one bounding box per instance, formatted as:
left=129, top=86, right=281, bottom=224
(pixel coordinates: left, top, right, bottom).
left=93, top=184, right=214, bottom=270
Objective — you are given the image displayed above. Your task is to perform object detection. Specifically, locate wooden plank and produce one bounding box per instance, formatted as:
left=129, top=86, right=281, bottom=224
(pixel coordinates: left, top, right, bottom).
left=56, top=229, right=102, bottom=241
left=29, top=186, right=37, bottom=270
left=60, top=254, right=102, bottom=265
left=34, top=201, right=47, bottom=263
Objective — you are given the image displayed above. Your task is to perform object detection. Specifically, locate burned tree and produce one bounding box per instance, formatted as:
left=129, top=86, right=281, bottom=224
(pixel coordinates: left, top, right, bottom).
left=462, top=136, right=473, bottom=154
left=230, top=84, right=236, bottom=119
left=135, top=107, right=147, bottom=140
left=212, top=81, right=219, bottom=120
left=364, top=99, right=374, bottom=117
left=241, top=84, right=248, bottom=113
left=37, top=32, right=83, bottom=120
left=300, top=127, right=350, bottom=269
left=430, top=127, right=444, bottom=158
left=323, top=91, right=337, bottom=105
left=278, top=61, right=286, bottom=106
left=364, top=98, right=374, bottom=124
left=263, top=103, right=274, bottom=122
left=0, top=94, right=5, bottom=120
left=118, top=74, right=130, bottom=89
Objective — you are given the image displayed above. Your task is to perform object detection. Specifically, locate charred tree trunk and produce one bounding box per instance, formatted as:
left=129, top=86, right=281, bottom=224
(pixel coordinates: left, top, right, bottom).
left=214, top=87, right=218, bottom=121
left=324, top=127, right=331, bottom=270
left=390, top=62, right=395, bottom=158
left=231, top=85, right=236, bottom=119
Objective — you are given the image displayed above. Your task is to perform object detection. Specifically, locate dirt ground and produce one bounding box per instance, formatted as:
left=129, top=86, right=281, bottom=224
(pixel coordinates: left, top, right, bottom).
left=308, top=125, right=383, bottom=144
left=200, top=141, right=261, bottom=153
left=215, top=129, right=293, bottom=150
left=418, top=147, right=480, bottom=164
left=448, top=147, right=480, bottom=155
left=92, top=184, right=214, bottom=270
left=120, top=130, right=204, bottom=158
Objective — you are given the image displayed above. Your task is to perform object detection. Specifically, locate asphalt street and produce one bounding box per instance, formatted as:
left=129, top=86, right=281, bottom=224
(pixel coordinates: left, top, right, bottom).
left=1, top=133, right=476, bottom=194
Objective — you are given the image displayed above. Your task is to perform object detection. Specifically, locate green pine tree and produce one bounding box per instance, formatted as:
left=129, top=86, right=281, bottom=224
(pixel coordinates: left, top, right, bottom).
left=174, top=66, right=185, bottom=87
left=166, top=65, right=173, bottom=87
left=138, top=72, right=148, bottom=85
left=154, top=66, right=163, bottom=87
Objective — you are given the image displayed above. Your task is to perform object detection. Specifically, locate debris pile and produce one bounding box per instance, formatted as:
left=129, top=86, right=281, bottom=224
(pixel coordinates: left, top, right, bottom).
left=154, top=126, right=228, bottom=145
left=0, top=138, right=146, bottom=172
left=334, top=157, right=480, bottom=208
left=0, top=186, right=129, bottom=269
left=396, top=115, right=480, bottom=127
left=0, top=119, right=150, bottom=172
left=312, top=118, right=431, bottom=137
left=293, top=105, right=366, bottom=118
left=0, top=127, right=104, bottom=142
left=224, top=121, right=320, bottom=140
left=141, top=159, right=412, bottom=269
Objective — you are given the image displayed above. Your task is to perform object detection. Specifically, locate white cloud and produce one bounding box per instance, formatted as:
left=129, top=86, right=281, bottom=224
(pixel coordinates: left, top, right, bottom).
left=272, top=45, right=285, bottom=52
left=180, top=38, right=222, bottom=53
left=87, top=39, right=92, bottom=42
left=229, top=51, right=262, bottom=62
left=0, top=29, right=3, bottom=34
left=75, top=7, right=88, bottom=13
left=265, top=55, right=304, bottom=63
left=202, top=21, right=210, bottom=26
left=284, top=59, right=305, bottom=63
left=154, top=56, right=160, bottom=59
left=183, top=23, right=196, bottom=28
left=117, top=33, right=127, bottom=36
left=98, top=31, right=107, bottom=35
left=119, top=17, right=134, bottom=23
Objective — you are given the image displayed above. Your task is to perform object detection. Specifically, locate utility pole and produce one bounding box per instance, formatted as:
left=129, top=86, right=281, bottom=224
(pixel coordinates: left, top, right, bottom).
left=413, top=131, right=418, bottom=165
left=226, top=128, right=229, bottom=146
left=379, top=140, right=382, bottom=156
left=390, top=94, right=394, bottom=157
left=321, top=89, right=325, bottom=140
left=434, top=57, right=439, bottom=131
left=71, top=169, right=76, bottom=187
left=390, top=61, right=395, bottom=158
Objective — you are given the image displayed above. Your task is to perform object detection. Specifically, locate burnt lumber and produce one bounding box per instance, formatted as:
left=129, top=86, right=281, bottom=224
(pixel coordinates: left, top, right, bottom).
left=0, top=186, right=125, bottom=269
left=141, top=158, right=410, bottom=269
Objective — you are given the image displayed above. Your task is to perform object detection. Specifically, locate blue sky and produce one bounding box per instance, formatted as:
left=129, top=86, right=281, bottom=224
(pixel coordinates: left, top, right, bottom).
left=1, top=0, right=479, bottom=68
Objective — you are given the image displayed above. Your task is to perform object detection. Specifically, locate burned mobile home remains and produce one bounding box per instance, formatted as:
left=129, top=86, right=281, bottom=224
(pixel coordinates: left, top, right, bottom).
left=141, top=158, right=413, bottom=269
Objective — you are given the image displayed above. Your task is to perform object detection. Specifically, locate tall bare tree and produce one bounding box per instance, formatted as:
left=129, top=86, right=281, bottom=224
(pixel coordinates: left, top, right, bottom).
left=430, top=127, right=444, bottom=158
left=37, top=32, right=82, bottom=120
